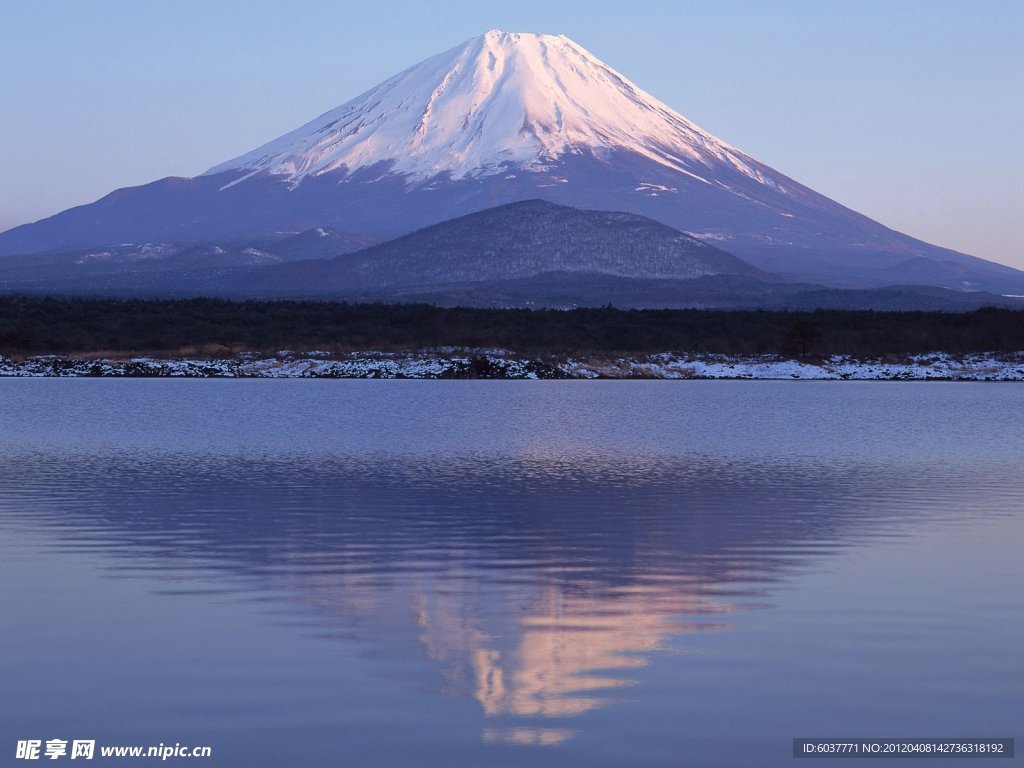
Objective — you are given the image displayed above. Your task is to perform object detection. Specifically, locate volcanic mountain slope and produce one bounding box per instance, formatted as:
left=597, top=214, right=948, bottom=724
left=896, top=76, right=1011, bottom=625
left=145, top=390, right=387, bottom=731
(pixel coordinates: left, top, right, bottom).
left=1, top=30, right=1022, bottom=295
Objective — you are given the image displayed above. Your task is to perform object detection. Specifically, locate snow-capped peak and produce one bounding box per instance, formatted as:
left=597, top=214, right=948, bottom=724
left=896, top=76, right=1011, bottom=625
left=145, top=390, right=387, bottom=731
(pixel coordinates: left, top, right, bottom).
left=203, top=30, right=768, bottom=187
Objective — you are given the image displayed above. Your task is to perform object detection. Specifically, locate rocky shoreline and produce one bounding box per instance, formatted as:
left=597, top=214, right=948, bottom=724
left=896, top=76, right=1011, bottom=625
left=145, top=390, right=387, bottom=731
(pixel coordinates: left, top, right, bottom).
left=2, top=350, right=1023, bottom=380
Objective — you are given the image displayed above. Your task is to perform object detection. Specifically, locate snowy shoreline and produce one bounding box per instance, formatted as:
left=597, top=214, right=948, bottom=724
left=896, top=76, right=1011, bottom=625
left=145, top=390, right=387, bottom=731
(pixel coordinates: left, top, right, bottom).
left=2, top=351, right=1023, bottom=381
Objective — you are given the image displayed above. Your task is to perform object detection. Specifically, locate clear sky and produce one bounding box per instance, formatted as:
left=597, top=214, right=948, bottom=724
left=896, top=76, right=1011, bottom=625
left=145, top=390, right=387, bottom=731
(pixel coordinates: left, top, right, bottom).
left=2, top=0, right=1021, bottom=268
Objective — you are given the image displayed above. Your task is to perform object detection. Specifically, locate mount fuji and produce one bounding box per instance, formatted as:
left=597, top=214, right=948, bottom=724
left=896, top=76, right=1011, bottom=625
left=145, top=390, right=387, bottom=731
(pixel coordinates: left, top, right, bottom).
left=1, top=29, right=1022, bottom=297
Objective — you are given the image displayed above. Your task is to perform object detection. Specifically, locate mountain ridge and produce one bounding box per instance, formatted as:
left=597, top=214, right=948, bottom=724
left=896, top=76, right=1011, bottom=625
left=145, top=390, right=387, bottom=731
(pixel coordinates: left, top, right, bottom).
left=4, top=199, right=1019, bottom=312
left=1, top=29, right=1021, bottom=298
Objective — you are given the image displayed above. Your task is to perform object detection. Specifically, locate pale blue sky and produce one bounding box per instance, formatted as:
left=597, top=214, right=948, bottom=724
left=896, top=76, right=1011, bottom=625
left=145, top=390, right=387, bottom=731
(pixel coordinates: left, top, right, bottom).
left=1, top=0, right=1021, bottom=267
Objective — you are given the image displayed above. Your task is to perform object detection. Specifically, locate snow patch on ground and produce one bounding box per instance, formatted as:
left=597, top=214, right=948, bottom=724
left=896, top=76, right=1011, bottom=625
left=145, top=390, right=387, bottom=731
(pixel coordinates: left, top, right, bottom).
left=1, top=352, right=1022, bottom=381
left=560, top=353, right=1024, bottom=381
left=635, top=182, right=679, bottom=197
left=683, top=231, right=730, bottom=242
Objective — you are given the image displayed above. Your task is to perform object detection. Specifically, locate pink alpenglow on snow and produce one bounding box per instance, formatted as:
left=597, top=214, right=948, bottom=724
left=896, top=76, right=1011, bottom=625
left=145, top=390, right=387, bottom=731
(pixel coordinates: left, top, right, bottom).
left=204, top=31, right=776, bottom=190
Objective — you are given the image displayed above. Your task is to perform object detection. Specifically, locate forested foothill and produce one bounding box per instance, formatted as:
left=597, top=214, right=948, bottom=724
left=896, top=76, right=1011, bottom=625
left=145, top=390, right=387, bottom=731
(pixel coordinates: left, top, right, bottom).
left=0, top=295, right=1021, bottom=359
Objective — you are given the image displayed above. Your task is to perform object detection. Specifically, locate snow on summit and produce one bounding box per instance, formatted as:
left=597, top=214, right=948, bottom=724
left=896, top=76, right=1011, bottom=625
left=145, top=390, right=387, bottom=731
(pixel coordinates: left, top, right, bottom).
left=203, top=30, right=773, bottom=187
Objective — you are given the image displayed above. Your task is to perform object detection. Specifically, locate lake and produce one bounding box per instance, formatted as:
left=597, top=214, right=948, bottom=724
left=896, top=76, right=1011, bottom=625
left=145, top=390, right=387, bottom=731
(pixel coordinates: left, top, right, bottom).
left=1, top=381, right=1021, bottom=767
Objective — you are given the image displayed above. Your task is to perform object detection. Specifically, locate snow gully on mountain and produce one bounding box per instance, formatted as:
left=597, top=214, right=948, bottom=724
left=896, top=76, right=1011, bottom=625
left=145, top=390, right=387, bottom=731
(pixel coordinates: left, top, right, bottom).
left=203, top=30, right=777, bottom=190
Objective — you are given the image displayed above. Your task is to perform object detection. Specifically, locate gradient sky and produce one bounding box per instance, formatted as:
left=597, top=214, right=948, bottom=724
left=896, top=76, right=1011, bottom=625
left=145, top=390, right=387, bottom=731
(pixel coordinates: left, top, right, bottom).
left=2, top=0, right=1021, bottom=268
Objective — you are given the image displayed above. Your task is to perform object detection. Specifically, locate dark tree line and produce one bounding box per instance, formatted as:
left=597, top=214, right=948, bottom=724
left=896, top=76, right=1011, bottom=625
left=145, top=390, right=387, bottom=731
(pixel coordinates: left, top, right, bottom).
left=0, top=295, right=1021, bottom=358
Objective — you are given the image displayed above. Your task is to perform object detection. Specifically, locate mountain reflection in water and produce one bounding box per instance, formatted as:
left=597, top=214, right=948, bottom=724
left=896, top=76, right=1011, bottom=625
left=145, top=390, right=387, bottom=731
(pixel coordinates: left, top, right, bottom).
left=1, top=380, right=1021, bottom=764
left=1, top=445, right=1006, bottom=744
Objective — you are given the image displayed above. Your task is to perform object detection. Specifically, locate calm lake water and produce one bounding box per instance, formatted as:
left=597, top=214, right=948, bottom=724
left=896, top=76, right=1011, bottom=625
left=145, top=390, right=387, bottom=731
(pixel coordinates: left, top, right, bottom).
left=1, top=381, right=1021, bottom=767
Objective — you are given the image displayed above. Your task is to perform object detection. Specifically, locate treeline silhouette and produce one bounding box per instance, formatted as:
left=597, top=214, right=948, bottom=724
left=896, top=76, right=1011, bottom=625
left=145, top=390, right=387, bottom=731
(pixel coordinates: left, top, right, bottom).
left=0, top=296, right=1021, bottom=358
